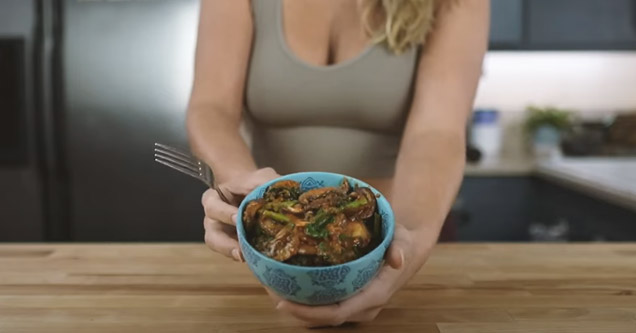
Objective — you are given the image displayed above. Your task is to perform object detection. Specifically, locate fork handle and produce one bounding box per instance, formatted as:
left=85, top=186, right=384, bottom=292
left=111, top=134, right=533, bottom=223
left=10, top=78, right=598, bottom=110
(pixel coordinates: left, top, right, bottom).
left=215, top=186, right=232, bottom=205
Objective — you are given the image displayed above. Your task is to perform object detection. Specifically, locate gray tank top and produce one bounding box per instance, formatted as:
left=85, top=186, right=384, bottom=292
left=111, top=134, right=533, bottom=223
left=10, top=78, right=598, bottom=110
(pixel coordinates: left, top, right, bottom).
left=245, top=0, right=419, bottom=178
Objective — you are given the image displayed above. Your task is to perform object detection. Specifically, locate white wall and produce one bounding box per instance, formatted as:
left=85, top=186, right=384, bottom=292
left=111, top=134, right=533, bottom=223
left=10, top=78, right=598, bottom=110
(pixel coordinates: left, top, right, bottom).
left=475, top=52, right=636, bottom=113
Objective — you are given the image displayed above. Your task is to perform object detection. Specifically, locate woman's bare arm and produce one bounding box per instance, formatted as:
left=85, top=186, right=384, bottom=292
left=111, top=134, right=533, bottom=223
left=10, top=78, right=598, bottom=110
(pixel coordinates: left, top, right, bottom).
left=189, top=1, right=281, bottom=262
left=392, top=0, right=489, bottom=243
left=187, top=0, right=257, bottom=183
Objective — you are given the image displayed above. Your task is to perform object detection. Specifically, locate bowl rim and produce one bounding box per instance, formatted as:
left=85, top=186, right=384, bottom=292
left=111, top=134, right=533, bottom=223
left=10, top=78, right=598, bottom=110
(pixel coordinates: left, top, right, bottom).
left=236, top=171, right=395, bottom=272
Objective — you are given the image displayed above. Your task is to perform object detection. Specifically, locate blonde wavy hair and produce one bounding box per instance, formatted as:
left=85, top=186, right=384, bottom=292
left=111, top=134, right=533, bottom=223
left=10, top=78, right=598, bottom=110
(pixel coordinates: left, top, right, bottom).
left=362, top=0, right=440, bottom=54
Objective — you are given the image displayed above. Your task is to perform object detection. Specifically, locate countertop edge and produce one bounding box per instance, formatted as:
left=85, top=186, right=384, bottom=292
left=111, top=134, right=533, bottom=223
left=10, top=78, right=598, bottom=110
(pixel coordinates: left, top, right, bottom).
left=464, top=157, right=535, bottom=176
left=534, top=164, right=636, bottom=212
left=464, top=157, right=636, bottom=212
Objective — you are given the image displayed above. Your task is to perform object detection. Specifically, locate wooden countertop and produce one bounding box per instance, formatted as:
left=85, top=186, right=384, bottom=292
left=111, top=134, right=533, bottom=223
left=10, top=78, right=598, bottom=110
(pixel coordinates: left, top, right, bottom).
left=2, top=243, right=636, bottom=333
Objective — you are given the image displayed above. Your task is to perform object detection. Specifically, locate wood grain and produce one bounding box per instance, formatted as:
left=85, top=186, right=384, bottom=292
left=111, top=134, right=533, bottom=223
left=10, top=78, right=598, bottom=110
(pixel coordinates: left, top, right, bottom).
left=1, top=243, right=635, bottom=332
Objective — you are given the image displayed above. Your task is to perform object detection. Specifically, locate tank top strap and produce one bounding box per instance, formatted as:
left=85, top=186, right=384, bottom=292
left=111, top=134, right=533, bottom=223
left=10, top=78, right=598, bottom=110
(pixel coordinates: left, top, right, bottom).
left=251, top=0, right=280, bottom=32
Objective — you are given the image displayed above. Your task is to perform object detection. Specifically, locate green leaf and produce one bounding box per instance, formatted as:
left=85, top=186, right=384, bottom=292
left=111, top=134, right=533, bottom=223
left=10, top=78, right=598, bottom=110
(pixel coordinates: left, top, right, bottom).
left=373, top=213, right=381, bottom=240
left=524, top=105, right=573, bottom=133
left=262, top=210, right=290, bottom=223
left=344, top=198, right=368, bottom=209
left=306, top=223, right=329, bottom=238
left=305, top=211, right=333, bottom=238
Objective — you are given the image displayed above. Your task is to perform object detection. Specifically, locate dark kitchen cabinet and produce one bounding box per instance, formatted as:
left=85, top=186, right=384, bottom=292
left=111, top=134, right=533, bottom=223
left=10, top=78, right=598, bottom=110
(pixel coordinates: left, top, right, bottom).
left=526, top=0, right=636, bottom=49
left=455, top=176, right=636, bottom=242
left=489, top=0, right=636, bottom=50
left=489, top=0, right=524, bottom=48
left=455, top=177, right=533, bottom=241
left=530, top=178, right=636, bottom=241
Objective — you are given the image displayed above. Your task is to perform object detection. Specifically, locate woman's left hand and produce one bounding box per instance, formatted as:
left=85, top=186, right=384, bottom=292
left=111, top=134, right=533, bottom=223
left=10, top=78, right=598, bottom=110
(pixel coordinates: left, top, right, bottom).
left=268, top=223, right=437, bottom=327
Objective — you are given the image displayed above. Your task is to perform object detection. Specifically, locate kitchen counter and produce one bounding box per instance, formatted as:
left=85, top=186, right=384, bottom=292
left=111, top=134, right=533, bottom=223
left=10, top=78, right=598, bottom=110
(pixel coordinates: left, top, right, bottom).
left=536, top=157, right=636, bottom=211
left=2, top=243, right=636, bottom=332
left=464, top=156, right=536, bottom=176
left=465, top=156, right=636, bottom=211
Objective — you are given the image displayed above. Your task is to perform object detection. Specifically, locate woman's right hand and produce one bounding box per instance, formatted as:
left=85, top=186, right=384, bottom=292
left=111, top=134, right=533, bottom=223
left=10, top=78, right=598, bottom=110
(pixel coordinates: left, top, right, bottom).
left=202, top=167, right=280, bottom=261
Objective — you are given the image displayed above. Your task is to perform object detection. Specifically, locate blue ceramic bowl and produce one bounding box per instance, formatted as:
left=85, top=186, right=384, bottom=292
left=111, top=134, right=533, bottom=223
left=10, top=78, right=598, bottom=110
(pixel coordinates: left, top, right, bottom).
left=236, top=172, right=395, bottom=305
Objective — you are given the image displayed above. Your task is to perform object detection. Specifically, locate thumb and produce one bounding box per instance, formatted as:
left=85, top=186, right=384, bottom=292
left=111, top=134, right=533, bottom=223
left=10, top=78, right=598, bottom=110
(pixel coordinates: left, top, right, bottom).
left=386, top=242, right=405, bottom=270
left=227, top=168, right=280, bottom=195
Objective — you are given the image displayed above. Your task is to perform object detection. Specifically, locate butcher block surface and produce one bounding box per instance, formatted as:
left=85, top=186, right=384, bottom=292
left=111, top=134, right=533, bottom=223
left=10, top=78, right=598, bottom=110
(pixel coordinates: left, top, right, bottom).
left=1, top=243, right=636, bottom=332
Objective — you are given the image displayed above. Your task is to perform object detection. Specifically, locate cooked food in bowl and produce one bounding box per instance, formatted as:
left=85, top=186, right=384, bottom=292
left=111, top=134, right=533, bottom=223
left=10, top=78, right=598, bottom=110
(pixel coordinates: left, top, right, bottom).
left=242, top=178, right=382, bottom=266
left=236, top=172, right=395, bottom=305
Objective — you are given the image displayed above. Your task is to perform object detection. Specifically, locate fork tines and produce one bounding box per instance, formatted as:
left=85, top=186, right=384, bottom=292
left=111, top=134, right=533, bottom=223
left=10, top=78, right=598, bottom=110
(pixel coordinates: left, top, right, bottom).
left=154, top=143, right=202, bottom=179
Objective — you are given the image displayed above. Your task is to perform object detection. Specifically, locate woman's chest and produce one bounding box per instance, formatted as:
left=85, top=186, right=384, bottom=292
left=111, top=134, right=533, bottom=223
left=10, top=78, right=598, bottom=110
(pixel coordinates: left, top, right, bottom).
left=245, top=0, right=419, bottom=132
left=245, top=44, right=418, bottom=132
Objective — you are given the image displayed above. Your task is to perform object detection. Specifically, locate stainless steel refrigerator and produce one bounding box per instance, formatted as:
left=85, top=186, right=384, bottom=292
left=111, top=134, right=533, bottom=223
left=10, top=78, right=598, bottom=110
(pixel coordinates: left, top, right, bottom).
left=0, top=0, right=44, bottom=241
left=0, top=0, right=207, bottom=241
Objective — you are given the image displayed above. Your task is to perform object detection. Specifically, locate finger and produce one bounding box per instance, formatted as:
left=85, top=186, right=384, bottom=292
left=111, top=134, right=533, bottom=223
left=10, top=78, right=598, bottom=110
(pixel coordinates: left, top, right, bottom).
left=247, top=167, right=279, bottom=190
left=277, top=265, right=397, bottom=326
left=203, top=218, right=242, bottom=262
left=277, top=266, right=398, bottom=327
left=336, top=264, right=398, bottom=314
left=386, top=244, right=404, bottom=269
left=276, top=301, right=345, bottom=327
left=254, top=167, right=279, bottom=182
left=347, top=306, right=383, bottom=323
left=202, top=189, right=238, bottom=225
left=385, top=225, right=410, bottom=269
left=264, top=287, right=283, bottom=307
left=227, top=167, right=280, bottom=195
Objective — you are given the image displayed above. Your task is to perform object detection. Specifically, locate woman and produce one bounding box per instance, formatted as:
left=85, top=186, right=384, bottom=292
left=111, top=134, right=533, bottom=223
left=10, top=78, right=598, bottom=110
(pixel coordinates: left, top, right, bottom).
left=187, top=0, right=489, bottom=326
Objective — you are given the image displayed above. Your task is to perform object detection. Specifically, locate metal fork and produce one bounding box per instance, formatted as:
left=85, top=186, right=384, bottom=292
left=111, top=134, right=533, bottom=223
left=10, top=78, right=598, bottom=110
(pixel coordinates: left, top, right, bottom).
left=154, top=143, right=231, bottom=204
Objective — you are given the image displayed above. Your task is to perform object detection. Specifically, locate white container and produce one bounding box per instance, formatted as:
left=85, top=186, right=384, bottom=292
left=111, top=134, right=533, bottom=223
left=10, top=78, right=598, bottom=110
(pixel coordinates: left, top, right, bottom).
left=471, top=109, right=502, bottom=158
left=532, top=125, right=562, bottom=159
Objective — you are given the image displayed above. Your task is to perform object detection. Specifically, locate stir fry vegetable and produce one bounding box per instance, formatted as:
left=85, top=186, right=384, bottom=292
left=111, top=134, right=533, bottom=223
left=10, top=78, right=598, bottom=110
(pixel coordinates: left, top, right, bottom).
left=243, top=178, right=382, bottom=266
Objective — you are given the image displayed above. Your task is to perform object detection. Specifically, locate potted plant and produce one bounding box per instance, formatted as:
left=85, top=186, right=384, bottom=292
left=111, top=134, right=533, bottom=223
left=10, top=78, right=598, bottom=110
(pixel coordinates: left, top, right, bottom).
left=524, top=106, right=573, bottom=158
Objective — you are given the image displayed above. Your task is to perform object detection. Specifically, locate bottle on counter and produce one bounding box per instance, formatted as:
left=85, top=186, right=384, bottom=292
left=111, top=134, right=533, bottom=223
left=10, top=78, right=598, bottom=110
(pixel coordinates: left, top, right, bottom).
left=470, top=109, right=502, bottom=158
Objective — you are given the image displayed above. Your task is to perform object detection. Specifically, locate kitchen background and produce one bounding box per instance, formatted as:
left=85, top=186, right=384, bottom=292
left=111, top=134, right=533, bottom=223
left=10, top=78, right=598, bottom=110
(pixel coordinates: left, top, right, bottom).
left=1, top=0, right=635, bottom=243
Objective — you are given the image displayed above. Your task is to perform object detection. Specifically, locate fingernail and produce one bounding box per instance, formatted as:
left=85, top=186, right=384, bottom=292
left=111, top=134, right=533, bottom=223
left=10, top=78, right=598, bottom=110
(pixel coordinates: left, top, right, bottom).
left=231, top=214, right=237, bottom=224
left=275, top=302, right=283, bottom=310
left=399, top=249, right=405, bottom=266
left=232, top=248, right=242, bottom=262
